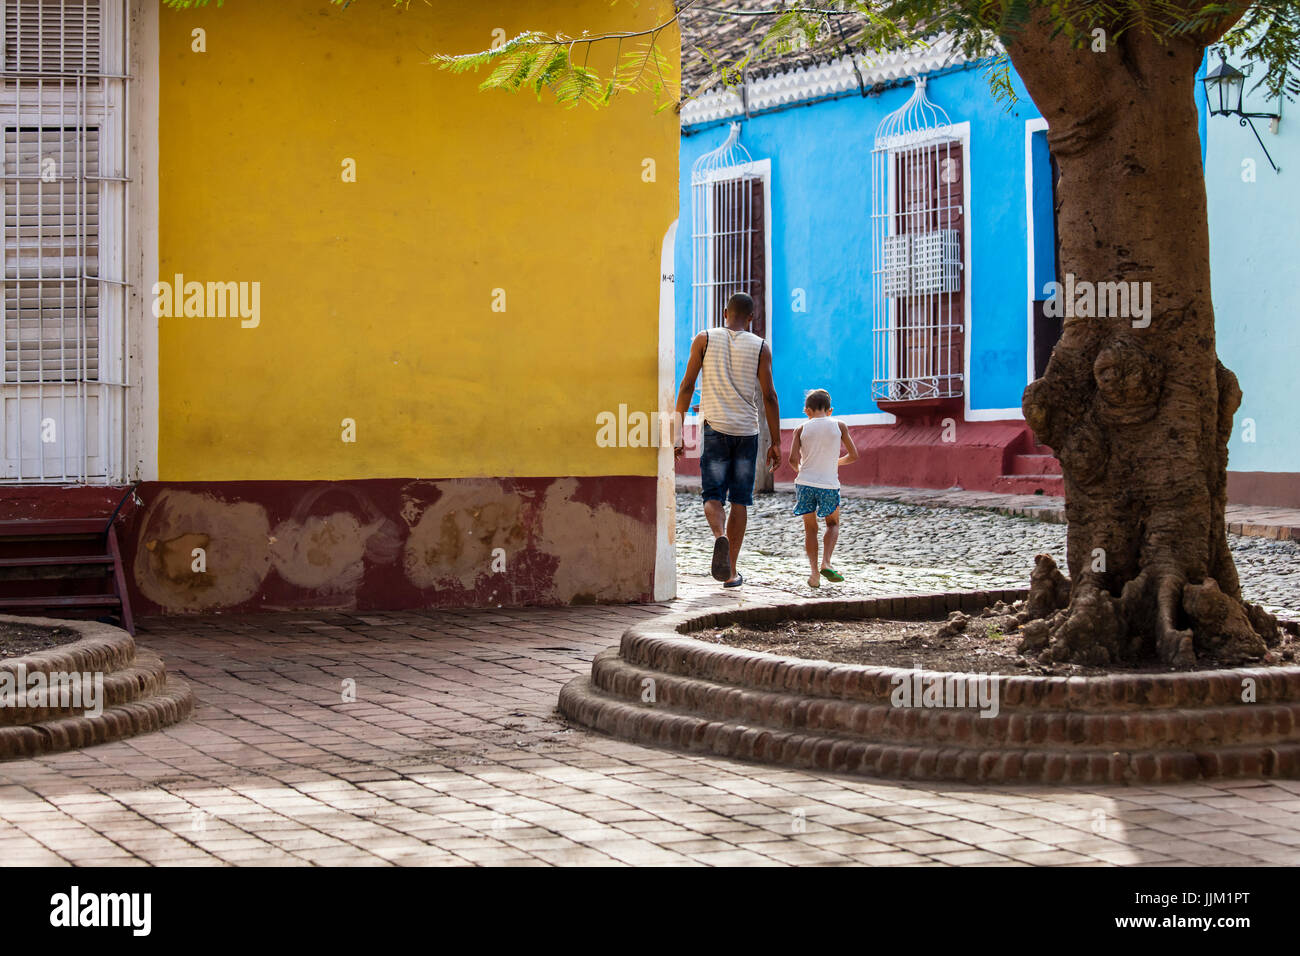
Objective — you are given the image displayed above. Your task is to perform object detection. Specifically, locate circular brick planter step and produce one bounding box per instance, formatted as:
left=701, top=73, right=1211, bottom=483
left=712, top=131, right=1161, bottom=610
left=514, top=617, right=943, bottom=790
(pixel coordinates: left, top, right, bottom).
left=558, top=591, right=1300, bottom=784
left=0, top=614, right=193, bottom=760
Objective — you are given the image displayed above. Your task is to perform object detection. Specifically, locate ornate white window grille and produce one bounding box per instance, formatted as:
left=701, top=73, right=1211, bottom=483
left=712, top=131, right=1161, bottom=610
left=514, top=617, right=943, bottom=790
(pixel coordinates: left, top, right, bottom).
left=690, top=122, right=766, bottom=339
left=0, top=0, right=129, bottom=483
left=871, top=77, right=965, bottom=404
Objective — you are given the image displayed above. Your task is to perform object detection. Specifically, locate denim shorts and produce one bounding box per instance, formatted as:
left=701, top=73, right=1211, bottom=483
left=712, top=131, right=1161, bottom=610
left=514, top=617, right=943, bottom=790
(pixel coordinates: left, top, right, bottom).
left=700, top=423, right=758, bottom=507
left=793, top=484, right=841, bottom=518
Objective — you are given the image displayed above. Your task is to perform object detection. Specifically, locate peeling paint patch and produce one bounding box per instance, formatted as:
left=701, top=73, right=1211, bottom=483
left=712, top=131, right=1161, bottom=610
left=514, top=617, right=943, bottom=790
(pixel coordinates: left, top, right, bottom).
left=538, top=478, right=654, bottom=603
left=133, top=489, right=272, bottom=611
left=266, top=484, right=404, bottom=600
left=110, top=477, right=655, bottom=613
left=402, top=480, right=529, bottom=591
left=270, top=513, right=379, bottom=593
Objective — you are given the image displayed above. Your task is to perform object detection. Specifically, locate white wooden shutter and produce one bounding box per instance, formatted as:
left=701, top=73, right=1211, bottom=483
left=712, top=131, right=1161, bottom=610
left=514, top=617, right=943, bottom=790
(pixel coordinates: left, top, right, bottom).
left=3, top=125, right=99, bottom=383
left=3, top=0, right=101, bottom=78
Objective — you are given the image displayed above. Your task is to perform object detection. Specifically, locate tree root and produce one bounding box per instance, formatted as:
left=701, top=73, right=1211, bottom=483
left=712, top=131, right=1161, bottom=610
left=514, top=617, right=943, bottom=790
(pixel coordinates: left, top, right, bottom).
left=1026, top=553, right=1070, bottom=618
left=1183, top=579, right=1272, bottom=663
left=1044, top=585, right=1131, bottom=666
left=1021, top=554, right=1274, bottom=668
left=1245, top=601, right=1282, bottom=648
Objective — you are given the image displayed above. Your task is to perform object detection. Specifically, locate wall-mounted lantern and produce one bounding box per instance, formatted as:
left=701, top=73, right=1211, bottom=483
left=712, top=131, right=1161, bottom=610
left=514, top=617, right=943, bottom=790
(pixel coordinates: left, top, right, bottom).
left=1202, top=54, right=1282, bottom=173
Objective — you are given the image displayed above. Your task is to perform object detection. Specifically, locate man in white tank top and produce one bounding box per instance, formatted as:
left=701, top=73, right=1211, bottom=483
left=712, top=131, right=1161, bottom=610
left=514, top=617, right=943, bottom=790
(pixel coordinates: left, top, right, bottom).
left=788, top=388, right=859, bottom=589
left=673, top=293, right=782, bottom=588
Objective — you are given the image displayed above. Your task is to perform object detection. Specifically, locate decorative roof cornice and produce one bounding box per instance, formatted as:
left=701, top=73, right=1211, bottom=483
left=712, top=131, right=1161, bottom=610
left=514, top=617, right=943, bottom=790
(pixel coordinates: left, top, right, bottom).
left=680, top=35, right=969, bottom=128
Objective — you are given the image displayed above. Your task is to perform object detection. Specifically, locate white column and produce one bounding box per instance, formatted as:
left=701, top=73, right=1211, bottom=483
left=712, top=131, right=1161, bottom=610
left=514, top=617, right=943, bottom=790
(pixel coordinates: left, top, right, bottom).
left=654, top=220, right=678, bottom=602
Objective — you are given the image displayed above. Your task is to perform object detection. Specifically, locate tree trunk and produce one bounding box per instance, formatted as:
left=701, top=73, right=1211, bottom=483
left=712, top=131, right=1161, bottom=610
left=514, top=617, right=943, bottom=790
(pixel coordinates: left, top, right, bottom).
left=1005, top=19, right=1279, bottom=666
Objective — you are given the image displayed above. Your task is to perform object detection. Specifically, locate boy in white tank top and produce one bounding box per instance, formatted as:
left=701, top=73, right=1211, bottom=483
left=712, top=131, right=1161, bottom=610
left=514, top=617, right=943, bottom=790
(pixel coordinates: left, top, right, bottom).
left=788, top=389, right=859, bottom=588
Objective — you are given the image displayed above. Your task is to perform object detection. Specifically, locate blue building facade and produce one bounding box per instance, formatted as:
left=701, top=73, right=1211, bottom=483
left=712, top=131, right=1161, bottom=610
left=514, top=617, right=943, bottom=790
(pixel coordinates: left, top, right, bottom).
left=673, top=38, right=1298, bottom=506
left=675, top=45, right=1061, bottom=494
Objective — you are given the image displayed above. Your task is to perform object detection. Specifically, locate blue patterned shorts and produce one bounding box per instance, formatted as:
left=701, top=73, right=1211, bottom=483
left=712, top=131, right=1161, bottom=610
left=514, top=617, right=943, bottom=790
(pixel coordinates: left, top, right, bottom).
left=793, top=484, right=840, bottom=518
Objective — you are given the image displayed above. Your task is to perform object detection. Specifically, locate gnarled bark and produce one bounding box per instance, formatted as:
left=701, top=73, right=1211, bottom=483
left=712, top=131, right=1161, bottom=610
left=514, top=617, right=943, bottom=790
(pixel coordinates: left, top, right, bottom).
left=1007, top=17, right=1278, bottom=666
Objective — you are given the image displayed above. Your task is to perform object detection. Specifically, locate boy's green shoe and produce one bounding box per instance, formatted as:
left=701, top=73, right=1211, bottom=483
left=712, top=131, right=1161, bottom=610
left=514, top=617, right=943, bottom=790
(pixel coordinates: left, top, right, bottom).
left=820, top=567, right=844, bottom=583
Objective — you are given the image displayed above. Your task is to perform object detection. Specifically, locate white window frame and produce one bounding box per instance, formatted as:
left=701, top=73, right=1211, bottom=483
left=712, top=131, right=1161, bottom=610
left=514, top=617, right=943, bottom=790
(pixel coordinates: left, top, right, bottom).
left=697, top=158, right=773, bottom=344
left=0, top=0, right=129, bottom=483
left=873, top=119, right=971, bottom=409
left=1023, top=116, right=1049, bottom=388
left=686, top=157, right=773, bottom=427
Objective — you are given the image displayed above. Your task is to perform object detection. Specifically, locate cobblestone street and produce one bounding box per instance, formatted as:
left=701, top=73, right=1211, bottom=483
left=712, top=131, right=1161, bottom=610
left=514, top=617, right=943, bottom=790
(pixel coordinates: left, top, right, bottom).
left=675, top=488, right=1300, bottom=615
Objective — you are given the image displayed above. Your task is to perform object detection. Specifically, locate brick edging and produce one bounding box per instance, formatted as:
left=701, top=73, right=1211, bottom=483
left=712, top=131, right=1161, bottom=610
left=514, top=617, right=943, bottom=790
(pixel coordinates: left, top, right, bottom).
left=0, top=613, right=137, bottom=680
left=0, top=614, right=194, bottom=760
left=617, top=593, right=1300, bottom=709
left=559, top=678, right=1300, bottom=783
left=559, top=590, right=1300, bottom=783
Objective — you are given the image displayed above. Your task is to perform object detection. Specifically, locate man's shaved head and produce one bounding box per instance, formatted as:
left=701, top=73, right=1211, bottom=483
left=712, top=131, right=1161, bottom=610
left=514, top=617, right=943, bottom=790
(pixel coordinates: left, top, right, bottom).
left=726, top=292, right=754, bottom=319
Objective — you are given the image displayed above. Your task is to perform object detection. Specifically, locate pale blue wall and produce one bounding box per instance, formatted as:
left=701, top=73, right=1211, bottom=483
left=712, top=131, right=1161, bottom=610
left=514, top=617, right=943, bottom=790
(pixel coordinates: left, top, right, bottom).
left=675, top=64, right=1046, bottom=420
left=1204, top=64, right=1300, bottom=474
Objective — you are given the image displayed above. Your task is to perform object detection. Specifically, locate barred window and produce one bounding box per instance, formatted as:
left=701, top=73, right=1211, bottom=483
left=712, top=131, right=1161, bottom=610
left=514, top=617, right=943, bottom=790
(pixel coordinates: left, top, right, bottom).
left=691, top=123, right=769, bottom=340
left=871, top=78, right=966, bottom=406
left=0, top=0, right=125, bottom=482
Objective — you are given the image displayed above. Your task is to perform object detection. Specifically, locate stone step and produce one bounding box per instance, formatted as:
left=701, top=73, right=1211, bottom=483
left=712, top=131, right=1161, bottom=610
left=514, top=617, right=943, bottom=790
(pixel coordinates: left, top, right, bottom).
left=0, top=617, right=136, bottom=677
left=560, top=592, right=1300, bottom=784
left=0, top=614, right=192, bottom=760
left=0, top=649, right=171, bottom=726
left=0, top=679, right=194, bottom=759
left=990, top=473, right=1065, bottom=496
left=586, top=650, right=1300, bottom=750
left=560, top=676, right=1300, bottom=784
left=1008, top=453, right=1062, bottom=476
left=0, top=555, right=116, bottom=569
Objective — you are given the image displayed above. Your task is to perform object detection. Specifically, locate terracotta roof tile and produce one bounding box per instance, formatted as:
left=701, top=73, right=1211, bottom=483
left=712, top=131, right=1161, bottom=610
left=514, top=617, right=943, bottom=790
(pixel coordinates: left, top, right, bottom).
left=678, top=1, right=853, bottom=99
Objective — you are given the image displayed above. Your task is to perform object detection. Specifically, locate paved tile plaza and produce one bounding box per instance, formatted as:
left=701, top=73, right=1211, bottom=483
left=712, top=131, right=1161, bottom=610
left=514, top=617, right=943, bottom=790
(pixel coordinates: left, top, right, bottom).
left=2, top=563, right=1300, bottom=866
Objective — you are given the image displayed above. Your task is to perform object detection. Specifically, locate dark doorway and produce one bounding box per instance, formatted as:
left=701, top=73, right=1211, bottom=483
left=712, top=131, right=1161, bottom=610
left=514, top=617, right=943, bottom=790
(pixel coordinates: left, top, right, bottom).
left=1032, top=144, right=1063, bottom=379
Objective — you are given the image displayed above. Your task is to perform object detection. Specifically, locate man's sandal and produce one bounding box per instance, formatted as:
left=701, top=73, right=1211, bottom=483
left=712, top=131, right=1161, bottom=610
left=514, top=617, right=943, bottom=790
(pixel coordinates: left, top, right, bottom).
left=711, top=537, right=731, bottom=581
left=820, top=568, right=845, bottom=583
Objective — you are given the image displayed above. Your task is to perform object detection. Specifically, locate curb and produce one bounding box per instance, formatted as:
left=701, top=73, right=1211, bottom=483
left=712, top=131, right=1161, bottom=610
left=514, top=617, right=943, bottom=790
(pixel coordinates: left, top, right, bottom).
left=0, top=613, right=194, bottom=760
left=559, top=591, right=1300, bottom=784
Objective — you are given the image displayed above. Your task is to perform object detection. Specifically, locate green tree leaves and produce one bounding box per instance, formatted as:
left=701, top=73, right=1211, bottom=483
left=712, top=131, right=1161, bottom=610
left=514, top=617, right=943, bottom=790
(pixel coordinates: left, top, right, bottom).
left=160, top=2, right=1296, bottom=109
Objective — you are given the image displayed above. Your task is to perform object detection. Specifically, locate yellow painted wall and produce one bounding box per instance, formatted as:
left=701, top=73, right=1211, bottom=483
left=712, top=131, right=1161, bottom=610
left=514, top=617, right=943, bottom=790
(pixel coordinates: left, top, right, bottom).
left=158, top=0, right=678, bottom=481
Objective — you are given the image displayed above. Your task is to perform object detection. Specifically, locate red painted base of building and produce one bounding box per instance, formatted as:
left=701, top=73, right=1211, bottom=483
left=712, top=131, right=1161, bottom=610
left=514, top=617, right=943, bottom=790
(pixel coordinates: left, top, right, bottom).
left=678, top=419, right=1300, bottom=508
left=0, top=476, right=658, bottom=617
left=1228, top=472, right=1300, bottom=510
